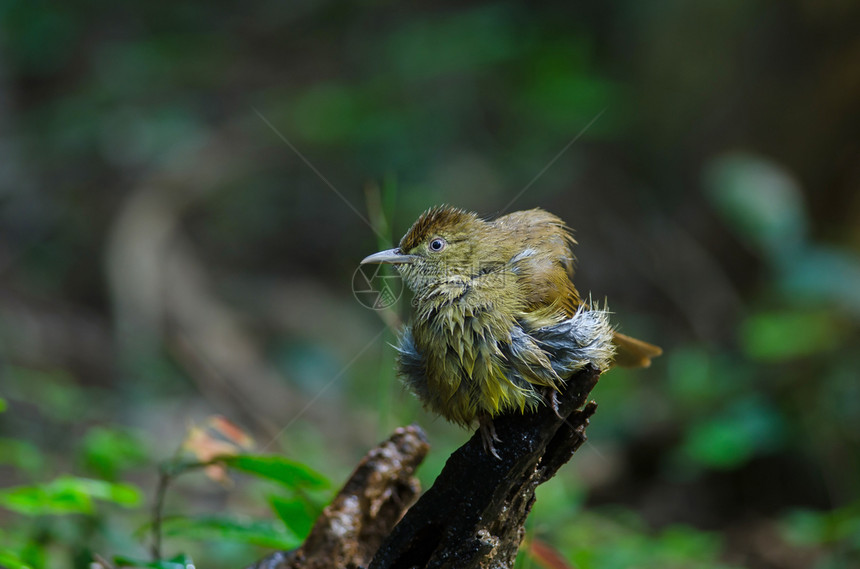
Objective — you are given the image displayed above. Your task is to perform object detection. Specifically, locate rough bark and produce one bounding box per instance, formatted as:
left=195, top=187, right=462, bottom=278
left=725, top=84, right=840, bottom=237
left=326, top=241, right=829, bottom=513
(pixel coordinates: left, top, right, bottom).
left=246, top=425, right=429, bottom=569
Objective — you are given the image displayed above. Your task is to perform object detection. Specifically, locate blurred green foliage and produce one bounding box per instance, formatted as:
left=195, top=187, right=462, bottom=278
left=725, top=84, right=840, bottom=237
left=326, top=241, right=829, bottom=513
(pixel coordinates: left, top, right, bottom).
left=80, top=427, right=149, bottom=481
left=528, top=478, right=738, bottom=569
left=137, top=450, right=331, bottom=563
left=2, top=1, right=860, bottom=568
left=158, top=516, right=300, bottom=551
left=112, top=553, right=195, bottom=569
left=679, top=395, right=785, bottom=470
left=557, top=515, right=733, bottom=569
left=780, top=504, right=860, bottom=569
left=0, top=477, right=141, bottom=516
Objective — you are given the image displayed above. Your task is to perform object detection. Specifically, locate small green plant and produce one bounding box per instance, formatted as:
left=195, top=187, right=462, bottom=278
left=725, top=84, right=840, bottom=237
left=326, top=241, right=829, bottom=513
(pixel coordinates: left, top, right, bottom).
left=0, top=410, right=331, bottom=569
left=140, top=416, right=331, bottom=568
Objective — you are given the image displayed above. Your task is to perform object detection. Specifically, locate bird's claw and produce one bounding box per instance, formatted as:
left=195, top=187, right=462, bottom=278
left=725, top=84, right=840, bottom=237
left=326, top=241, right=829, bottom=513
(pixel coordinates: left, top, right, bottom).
left=545, top=387, right=564, bottom=420
left=478, top=416, right=501, bottom=460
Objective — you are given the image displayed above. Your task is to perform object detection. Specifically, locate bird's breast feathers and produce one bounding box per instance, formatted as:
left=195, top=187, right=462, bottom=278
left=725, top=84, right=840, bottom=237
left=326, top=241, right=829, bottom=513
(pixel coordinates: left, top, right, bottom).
left=396, top=297, right=615, bottom=426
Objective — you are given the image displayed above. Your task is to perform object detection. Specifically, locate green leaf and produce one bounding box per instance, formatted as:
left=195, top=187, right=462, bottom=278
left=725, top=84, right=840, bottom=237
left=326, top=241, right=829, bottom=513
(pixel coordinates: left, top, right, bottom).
left=0, top=549, right=33, bottom=569
left=222, top=455, right=329, bottom=490
left=0, top=483, right=92, bottom=515
left=160, top=516, right=301, bottom=549
left=80, top=426, right=148, bottom=480
left=0, top=476, right=142, bottom=515
left=112, top=553, right=195, bottom=569
left=53, top=476, right=142, bottom=506
left=269, top=494, right=317, bottom=539
left=0, top=398, right=7, bottom=413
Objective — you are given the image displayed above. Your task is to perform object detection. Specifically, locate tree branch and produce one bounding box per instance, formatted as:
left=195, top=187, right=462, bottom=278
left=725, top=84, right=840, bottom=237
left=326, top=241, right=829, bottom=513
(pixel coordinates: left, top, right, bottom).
left=369, top=364, right=600, bottom=569
left=246, top=425, right=429, bottom=569
left=245, top=364, right=601, bottom=569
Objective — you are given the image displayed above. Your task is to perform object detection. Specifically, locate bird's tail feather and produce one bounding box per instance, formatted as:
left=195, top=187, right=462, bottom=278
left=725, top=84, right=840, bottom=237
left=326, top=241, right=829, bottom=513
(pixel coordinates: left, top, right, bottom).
left=611, top=332, right=663, bottom=368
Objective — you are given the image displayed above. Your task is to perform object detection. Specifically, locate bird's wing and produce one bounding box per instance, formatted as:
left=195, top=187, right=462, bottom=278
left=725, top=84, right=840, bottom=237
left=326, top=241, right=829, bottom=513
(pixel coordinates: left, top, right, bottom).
left=493, top=209, right=581, bottom=320
left=495, top=209, right=663, bottom=368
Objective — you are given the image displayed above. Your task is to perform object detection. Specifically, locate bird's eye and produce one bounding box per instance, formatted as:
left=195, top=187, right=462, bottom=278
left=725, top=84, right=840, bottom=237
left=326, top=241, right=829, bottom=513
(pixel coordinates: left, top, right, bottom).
left=428, top=238, right=447, bottom=252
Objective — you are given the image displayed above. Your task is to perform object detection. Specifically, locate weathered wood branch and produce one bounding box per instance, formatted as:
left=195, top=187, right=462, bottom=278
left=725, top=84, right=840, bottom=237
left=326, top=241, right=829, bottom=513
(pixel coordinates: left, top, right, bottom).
left=246, top=364, right=600, bottom=569
left=369, top=364, right=600, bottom=569
left=246, top=426, right=429, bottom=569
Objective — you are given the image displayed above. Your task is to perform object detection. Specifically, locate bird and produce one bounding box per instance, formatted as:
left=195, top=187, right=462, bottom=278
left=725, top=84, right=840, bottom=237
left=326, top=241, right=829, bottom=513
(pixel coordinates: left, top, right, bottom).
left=361, top=205, right=662, bottom=457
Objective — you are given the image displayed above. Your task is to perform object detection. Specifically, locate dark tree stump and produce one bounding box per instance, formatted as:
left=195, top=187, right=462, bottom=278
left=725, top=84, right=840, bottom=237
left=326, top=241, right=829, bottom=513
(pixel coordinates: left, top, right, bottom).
left=368, top=364, right=600, bottom=569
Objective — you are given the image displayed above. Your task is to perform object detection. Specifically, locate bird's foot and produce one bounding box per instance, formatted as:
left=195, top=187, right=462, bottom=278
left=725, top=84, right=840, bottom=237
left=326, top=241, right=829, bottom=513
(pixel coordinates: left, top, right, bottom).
left=543, top=386, right=583, bottom=436
left=477, top=415, right=501, bottom=460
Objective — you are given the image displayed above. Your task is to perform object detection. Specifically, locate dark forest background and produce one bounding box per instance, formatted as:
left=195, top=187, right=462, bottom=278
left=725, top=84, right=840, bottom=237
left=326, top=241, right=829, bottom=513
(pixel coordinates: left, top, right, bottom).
left=1, top=2, right=859, bottom=568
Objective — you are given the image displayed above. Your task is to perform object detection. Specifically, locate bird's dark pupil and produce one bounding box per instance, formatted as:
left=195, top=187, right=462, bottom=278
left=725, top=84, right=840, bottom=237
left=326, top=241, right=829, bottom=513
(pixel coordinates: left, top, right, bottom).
left=431, top=240, right=443, bottom=250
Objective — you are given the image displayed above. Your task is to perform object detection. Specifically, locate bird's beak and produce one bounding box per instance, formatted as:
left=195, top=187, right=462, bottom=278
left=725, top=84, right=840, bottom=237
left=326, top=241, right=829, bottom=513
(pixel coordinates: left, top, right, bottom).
left=361, top=248, right=416, bottom=265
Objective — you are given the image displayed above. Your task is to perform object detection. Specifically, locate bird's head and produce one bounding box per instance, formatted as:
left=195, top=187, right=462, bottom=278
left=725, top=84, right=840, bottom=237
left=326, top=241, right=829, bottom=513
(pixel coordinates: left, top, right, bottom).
left=361, top=205, right=503, bottom=297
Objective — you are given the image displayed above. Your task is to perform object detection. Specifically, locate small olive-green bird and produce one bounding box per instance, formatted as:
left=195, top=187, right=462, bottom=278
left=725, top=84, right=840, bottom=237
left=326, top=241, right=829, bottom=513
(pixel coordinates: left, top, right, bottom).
left=361, top=205, right=661, bottom=456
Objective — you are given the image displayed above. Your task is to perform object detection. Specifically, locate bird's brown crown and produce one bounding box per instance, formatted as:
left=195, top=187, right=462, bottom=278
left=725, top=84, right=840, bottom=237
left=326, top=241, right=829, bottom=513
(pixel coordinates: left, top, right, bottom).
left=399, top=205, right=480, bottom=252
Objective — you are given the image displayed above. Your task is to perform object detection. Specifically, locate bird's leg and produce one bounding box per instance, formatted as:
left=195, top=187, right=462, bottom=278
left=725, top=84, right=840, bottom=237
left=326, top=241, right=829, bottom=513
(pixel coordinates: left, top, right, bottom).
left=477, top=414, right=501, bottom=460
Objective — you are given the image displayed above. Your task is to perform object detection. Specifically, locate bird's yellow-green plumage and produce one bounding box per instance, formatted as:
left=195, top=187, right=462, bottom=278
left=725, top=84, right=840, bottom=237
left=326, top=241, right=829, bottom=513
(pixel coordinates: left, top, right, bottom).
left=361, top=205, right=661, bottom=433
